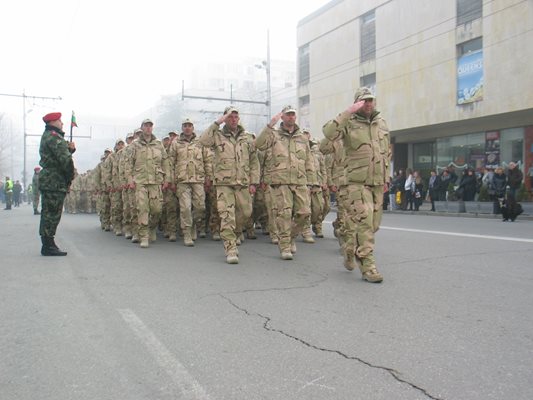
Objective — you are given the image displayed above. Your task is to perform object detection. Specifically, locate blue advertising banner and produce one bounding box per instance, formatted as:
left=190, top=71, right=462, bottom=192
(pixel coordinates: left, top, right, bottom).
left=457, top=50, right=483, bottom=105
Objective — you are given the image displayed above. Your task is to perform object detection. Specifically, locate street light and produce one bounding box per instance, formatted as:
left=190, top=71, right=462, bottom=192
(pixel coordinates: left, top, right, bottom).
left=255, top=30, right=272, bottom=121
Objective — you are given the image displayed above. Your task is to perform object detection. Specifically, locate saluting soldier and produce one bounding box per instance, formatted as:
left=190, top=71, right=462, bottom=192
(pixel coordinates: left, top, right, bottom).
left=256, top=105, right=315, bottom=261
left=199, top=106, right=259, bottom=264
left=322, top=87, right=391, bottom=283
left=38, top=112, right=76, bottom=256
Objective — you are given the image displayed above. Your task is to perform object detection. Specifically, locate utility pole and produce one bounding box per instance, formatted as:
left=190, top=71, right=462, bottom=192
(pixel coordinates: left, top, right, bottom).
left=0, top=91, right=62, bottom=190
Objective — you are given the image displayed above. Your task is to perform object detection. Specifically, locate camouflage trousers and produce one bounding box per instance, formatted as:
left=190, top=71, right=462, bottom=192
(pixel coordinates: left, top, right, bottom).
left=341, top=184, right=384, bottom=273
left=39, top=190, right=66, bottom=237
left=122, top=188, right=137, bottom=236
left=111, top=190, right=123, bottom=232
left=333, top=186, right=347, bottom=243
left=322, top=188, right=331, bottom=219
left=271, top=184, right=310, bottom=253
left=135, top=184, right=163, bottom=240
left=216, top=185, right=252, bottom=255
left=99, top=192, right=111, bottom=229
left=206, top=187, right=220, bottom=235
left=263, top=185, right=278, bottom=240
left=310, top=187, right=325, bottom=226
left=161, top=188, right=178, bottom=236
left=177, top=183, right=205, bottom=233
left=33, top=192, right=40, bottom=212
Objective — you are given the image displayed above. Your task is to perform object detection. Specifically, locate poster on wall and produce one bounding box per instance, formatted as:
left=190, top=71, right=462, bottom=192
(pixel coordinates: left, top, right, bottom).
left=457, top=50, right=483, bottom=104
left=485, top=131, right=500, bottom=168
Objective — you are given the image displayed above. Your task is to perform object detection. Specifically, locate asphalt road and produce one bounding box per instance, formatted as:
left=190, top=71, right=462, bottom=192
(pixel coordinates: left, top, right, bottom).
left=1, top=204, right=532, bottom=400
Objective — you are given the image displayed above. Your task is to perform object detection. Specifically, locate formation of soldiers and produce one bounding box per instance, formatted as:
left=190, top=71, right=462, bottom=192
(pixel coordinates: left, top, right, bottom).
left=72, top=87, right=391, bottom=283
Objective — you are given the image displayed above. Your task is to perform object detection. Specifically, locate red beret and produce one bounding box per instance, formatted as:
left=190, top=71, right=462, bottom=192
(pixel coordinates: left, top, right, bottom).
left=43, top=112, right=62, bottom=123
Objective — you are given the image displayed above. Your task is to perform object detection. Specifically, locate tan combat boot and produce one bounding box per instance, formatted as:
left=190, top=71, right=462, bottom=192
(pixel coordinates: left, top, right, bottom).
left=140, top=238, right=149, bottom=248
left=183, top=231, right=194, bottom=247
left=314, top=224, right=324, bottom=238
left=212, top=232, right=221, bottom=241
left=168, top=233, right=177, bottom=242
left=302, top=227, right=315, bottom=243
left=290, top=239, right=297, bottom=254
left=361, top=266, right=383, bottom=283
left=131, top=234, right=140, bottom=243
left=343, top=252, right=356, bottom=271
left=281, top=250, right=293, bottom=260
left=226, top=251, right=239, bottom=264
left=150, top=229, right=157, bottom=242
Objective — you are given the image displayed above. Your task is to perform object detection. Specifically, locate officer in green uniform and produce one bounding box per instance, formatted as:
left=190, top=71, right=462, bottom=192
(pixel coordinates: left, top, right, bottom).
left=38, top=112, right=76, bottom=256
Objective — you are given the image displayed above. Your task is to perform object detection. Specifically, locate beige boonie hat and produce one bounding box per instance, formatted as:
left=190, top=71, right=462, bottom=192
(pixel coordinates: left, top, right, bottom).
left=115, top=138, right=125, bottom=146
left=223, top=106, right=239, bottom=115
left=282, top=105, right=297, bottom=114
left=126, top=131, right=135, bottom=139
left=141, top=118, right=153, bottom=126
left=168, top=131, right=178, bottom=136
left=182, top=118, right=194, bottom=125
left=354, top=87, right=375, bottom=101
left=104, top=148, right=112, bottom=153
left=133, top=128, right=143, bottom=135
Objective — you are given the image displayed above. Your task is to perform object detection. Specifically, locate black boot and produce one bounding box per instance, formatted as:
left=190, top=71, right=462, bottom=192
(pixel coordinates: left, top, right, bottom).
left=41, top=237, right=67, bottom=256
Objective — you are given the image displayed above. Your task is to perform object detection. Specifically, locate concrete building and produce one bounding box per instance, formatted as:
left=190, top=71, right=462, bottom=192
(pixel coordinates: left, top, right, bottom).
left=297, top=0, right=533, bottom=188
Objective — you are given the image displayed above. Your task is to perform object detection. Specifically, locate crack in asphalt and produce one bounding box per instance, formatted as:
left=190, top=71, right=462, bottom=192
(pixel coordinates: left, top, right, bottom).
left=220, top=294, right=444, bottom=400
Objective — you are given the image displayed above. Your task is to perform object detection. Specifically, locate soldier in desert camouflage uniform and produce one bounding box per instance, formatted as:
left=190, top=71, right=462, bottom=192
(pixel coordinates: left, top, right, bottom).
left=126, top=119, right=171, bottom=248
left=322, top=87, right=391, bottom=283
left=256, top=105, right=315, bottom=260
left=199, top=106, right=259, bottom=264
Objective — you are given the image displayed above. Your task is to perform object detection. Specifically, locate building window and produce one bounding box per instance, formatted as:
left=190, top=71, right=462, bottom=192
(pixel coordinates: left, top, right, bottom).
left=360, top=73, right=376, bottom=95
left=360, top=10, right=376, bottom=63
left=413, top=142, right=436, bottom=174
left=457, top=0, right=482, bottom=25
left=458, top=37, right=482, bottom=56
left=500, top=128, right=524, bottom=165
left=436, top=133, right=484, bottom=171
left=299, top=95, right=310, bottom=108
left=298, top=44, right=310, bottom=86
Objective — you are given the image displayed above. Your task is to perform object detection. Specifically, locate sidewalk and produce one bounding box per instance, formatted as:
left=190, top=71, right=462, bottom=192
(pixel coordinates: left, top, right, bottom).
left=384, top=200, right=533, bottom=220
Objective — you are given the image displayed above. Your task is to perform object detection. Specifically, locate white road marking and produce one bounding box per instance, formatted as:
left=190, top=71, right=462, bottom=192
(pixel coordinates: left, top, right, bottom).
left=380, top=226, right=533, bottom=243
left=118, top=309, right=212, bottom=400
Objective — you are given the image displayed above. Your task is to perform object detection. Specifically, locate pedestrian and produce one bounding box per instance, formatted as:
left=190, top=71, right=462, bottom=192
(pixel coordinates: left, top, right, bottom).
left=506, top=162, right=523, bottom=200
left=199, top=106, right=259, bottom=264
left=428, top=169, right=440, bottom=211
left=457, top=168, right=477, bottom=201
left=323, top=87, right=391, bottom=283
left=490, top=166, right=507, bottom=214
left=13, top=180, right=22, bottom=207
left=126, top=119, right=172, bottom=248
left=413, top=172, right=424, bottom=211
left=404, top=168, right=414, bottom=210
left=438, top=169, right=451, bottom=201
left=38, top=112, right=76, bottom=256
left=4, top=177, right=13, bottom=210
left=256, top=105, right=315, bottom=260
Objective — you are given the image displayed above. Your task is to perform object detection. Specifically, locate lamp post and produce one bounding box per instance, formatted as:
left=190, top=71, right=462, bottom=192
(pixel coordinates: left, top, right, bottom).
left=255, top=30, right=272, bottom=121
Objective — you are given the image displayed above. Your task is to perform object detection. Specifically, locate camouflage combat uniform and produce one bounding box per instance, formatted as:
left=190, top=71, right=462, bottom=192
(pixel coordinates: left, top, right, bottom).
left=322, top=94, right=391, bottom=281
left=199, top=121, right=259, bottom=261
left=255, top=122, right=315, bottom=258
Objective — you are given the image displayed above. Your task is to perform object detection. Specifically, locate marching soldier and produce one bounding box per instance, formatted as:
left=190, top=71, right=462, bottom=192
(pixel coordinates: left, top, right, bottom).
left=126, top=119, right=171, bottom=248
left=110, top=138, right=125, bottom=235
left=32, top=166, right=41, bottom=214
left=199, top=106, right=259, bottom=264
left=168, top=119, right=211, bottom=246
left=256, top=105, right=315, bottom=261
left=38, top=112, right=76, bottom=256
left=322, top=87, right=391, bottom=283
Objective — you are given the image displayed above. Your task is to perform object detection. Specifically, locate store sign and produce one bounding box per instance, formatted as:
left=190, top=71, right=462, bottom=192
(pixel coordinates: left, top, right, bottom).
left=457, top=50, right=483, bottom=105
left=485, top=131, right=500, bottom=168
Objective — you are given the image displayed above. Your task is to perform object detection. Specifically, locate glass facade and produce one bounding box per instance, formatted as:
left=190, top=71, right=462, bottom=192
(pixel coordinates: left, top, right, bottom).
left=433, top=128, right=524, bottom=172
